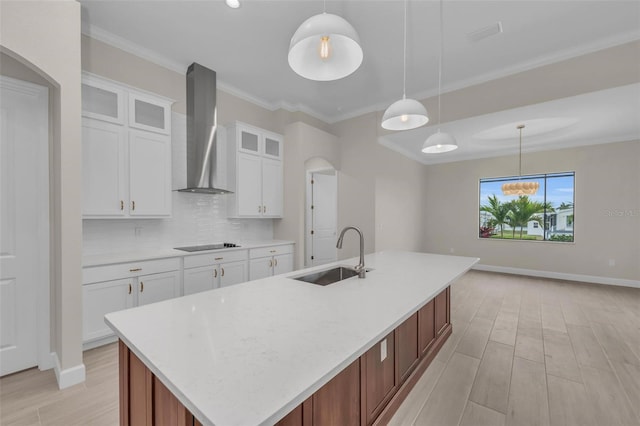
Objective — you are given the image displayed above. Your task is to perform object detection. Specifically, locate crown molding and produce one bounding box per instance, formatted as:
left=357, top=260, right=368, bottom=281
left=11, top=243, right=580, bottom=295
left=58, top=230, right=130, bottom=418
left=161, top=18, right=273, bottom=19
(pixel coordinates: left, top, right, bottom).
left=81, top=23, right=333, bottom=124
left=81, top=21, right=640, bottom=127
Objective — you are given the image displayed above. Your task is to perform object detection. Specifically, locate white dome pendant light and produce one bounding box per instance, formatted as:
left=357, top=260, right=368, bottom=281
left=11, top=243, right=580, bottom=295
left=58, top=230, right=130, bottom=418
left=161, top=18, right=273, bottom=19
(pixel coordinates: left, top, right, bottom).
left=422, top=0, right=458, bottom=153
left=288, top=1, right=363, bottom=81
left=381, top=0, right=429, bottom=131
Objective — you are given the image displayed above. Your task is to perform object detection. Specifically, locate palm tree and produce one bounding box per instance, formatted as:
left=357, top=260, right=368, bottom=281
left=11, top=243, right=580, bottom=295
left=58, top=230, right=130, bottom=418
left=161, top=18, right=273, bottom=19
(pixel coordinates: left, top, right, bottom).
left=507, top=196, right=552, bottom=239
left=480, top=195, right=512, bottom=238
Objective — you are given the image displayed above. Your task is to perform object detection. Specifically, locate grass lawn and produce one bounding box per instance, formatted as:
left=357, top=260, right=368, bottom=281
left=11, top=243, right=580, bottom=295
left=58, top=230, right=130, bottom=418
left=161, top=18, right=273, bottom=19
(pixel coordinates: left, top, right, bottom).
left=489, top=232, right=541, bottom=241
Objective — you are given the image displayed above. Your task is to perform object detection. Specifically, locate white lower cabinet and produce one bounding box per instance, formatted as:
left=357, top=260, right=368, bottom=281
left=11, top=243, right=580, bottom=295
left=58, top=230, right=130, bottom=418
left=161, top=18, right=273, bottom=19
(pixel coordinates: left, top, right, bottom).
left=183, top=250, right=248, bottom=296
left=249, top=244, right=294, bottom=281
left=137, top=271, right=180, bottom=306
left=82, top=258, right=181, bottom=348
left=82, top=278, right=134, bottom=343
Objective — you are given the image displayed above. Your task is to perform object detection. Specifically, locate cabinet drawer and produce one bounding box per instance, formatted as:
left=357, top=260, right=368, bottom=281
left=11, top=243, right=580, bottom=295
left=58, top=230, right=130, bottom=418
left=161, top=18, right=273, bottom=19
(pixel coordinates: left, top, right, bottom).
left=83, top=257, right=181, bottom=284
left=250, top=244, right=293, bottom=259
left=184, top=249, right=248, bottom=269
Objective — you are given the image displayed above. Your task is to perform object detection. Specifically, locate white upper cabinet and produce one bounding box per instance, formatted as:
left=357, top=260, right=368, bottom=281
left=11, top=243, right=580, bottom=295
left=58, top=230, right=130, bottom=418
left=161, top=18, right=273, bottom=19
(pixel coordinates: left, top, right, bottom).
left=81, top=75, right=125, bottom=124
left=82, top=118, right=127, bottom=216
left=128, top=130, right=172, bottom=216
left=128, top=91, right=172, bottom=135
left=81, top=73, right=173, bottom=219
left=227, top=121, right=284, bottom=218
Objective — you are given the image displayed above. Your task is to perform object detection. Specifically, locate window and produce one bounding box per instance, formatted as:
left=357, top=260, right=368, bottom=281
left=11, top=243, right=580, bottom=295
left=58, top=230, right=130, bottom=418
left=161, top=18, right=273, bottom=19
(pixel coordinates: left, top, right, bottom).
left=479, top=172, right=575, bottom=242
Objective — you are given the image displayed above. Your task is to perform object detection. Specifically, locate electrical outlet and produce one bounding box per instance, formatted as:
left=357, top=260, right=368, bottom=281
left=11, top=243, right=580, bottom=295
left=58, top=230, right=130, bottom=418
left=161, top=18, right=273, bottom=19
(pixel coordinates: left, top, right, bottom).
left=380, top=339, right=387, bottom=362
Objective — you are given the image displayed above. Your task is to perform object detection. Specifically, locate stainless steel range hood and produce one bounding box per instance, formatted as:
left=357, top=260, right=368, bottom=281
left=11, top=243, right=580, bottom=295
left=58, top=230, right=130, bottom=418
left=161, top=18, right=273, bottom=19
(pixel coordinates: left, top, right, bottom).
left=178, top=63, right=232, bottom=194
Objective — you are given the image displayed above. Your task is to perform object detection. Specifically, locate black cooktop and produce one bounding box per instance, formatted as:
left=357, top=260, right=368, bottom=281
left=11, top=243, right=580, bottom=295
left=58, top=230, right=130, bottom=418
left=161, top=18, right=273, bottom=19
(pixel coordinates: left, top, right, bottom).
left=174, top=243, right=240, bottom=252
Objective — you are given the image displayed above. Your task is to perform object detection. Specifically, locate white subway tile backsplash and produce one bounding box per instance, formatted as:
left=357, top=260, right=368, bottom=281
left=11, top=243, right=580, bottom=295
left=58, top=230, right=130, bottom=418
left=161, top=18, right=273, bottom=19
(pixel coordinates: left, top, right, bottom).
left=83, top=112, right=273, bottom=255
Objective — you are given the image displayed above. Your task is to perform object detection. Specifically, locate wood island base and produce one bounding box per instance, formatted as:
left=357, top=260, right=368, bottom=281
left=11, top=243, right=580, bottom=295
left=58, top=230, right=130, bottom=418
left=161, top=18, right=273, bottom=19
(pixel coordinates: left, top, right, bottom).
left=118, top=286, right=451, bottom=426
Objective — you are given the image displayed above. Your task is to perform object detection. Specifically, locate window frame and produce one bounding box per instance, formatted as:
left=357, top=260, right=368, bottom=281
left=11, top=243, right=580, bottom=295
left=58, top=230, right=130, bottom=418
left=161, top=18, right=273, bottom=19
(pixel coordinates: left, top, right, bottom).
left=478, top=172, right=575, bottom=243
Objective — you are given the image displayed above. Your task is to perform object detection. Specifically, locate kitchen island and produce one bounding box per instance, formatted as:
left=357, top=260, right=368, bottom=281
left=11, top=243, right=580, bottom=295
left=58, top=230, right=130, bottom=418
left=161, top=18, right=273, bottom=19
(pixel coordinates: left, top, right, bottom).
left=106, top=250, right=479, bottom=426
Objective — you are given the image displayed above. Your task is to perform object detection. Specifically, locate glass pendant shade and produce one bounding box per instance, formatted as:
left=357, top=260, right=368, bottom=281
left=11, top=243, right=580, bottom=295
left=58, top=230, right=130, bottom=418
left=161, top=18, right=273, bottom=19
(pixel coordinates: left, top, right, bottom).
left=422, top=131, right=458, bottom=153
left=381, top=98, right=429, bottom=131
left=288, top=13, right=363, bottom=81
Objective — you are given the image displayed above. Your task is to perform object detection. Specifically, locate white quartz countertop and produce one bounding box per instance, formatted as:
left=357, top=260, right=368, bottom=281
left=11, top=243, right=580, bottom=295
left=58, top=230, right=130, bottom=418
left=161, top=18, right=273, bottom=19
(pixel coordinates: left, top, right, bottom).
left=82, top=240, right=294, bottom=267
left=105, top=250, right=479, bottom=426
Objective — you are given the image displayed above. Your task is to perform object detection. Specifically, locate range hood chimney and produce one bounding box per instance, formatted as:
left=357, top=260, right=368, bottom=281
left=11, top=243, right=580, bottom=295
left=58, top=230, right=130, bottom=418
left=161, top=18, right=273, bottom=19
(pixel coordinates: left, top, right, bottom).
left=178, top=62, right=232, bottom=194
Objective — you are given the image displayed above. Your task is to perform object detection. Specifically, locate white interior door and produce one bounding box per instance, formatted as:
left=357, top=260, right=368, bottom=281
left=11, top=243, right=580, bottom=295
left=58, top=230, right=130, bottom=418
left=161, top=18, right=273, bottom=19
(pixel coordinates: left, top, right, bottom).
left=308, top=171, right=338, bottom=267
left=0, top=77, right=49, bottom=376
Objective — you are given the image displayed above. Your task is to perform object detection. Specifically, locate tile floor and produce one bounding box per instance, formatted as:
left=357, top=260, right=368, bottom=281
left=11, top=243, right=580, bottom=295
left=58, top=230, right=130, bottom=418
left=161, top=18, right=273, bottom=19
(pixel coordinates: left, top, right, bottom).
left=1, top=271, right=639, bottom=425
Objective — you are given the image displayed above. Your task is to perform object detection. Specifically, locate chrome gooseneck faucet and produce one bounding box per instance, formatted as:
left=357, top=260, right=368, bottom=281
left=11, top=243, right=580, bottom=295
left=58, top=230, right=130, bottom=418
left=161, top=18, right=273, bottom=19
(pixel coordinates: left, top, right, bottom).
left=336, top=226, right=366, bottom=278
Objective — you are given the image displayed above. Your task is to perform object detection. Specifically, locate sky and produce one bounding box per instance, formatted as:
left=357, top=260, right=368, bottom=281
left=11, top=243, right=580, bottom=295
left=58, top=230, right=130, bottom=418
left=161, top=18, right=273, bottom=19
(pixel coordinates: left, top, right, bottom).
left=479, top=174, right=574, bottom=210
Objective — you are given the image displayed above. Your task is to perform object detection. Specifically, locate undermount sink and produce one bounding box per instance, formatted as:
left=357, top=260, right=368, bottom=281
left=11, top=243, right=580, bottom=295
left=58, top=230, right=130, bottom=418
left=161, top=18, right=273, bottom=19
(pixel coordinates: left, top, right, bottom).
left=292, top=266, right=373, bottom=286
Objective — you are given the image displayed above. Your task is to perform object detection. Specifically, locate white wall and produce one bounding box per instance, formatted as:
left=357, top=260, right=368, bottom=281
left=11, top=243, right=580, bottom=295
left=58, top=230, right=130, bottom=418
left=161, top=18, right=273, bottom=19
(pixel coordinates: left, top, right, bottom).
left=1, top=1, right=84, bottom=387
left=274, top=122, right=340, bottom=269
left=332, top=112, right=428, bottom=261
left=423, top=140, right=640, bottom=284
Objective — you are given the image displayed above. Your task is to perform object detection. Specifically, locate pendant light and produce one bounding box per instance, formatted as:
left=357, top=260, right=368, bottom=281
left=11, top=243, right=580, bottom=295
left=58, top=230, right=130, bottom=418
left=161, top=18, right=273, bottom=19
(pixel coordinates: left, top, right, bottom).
left=501, top=124, right=540, bottom=196
left=381, top=0, right=429, bottom=131
left=288, top=1, right=363, bottom=81
left=422, top=0, right=458, bottom=153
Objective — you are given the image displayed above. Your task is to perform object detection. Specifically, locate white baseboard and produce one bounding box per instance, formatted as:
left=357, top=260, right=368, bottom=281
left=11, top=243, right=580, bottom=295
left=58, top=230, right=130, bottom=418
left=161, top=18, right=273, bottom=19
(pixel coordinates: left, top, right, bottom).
left=83, top=335, right=118, bottom=351
left=53, top=352, right=86, bottom=389
left=472, top=264, right=640, bottom=289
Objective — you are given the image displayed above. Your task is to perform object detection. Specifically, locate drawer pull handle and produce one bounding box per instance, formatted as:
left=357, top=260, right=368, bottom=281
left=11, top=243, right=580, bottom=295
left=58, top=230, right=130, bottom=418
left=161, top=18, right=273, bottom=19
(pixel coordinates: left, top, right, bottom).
left=120, top=200, right=124, bottom=211
left=129, top=268, right=142, bottom=272
left=140, top=282, right=144, bottom=292
left=269, top=250, right=276, bottom=253
left=128, top=283, right=132, bottom=295
left=214, top=269, right=218, bottom=278
left=215, top=257, right=223, bottom=260
left=221, top=267, right=225, bottom=277
left=132, top=200, right=136, bottom=211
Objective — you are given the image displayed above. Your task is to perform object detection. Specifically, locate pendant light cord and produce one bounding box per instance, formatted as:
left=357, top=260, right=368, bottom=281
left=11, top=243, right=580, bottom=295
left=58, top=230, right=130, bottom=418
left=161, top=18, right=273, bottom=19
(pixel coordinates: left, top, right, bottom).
left=518, top=125, right=524, bottom=177
left=402, top=0, right=407, bottom=98
left=323, top=0, right=326, bottom=13
left=437, top=0, right=443, bottom=129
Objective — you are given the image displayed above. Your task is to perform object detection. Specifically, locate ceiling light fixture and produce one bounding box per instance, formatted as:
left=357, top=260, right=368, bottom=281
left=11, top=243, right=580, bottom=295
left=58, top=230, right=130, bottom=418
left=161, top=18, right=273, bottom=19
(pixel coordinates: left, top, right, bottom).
left=381, top=0, right=428, bottom=131
left=288, top=1, right=363, bottom=81
left=501, top=124, right=539, bottom=196
left=225, top=0, right=240, bottom=9
left=422, top=0, right=458, bottom=154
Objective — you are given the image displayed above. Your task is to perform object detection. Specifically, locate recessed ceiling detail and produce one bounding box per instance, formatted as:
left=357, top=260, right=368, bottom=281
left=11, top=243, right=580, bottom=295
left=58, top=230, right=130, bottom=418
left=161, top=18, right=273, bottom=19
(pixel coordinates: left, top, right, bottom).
left=473, top=118, right=580, bottom=141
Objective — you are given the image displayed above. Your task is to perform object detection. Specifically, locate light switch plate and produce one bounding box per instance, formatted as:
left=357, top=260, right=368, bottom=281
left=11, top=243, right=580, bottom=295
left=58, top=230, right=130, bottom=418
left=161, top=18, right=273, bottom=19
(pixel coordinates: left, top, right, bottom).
left=380, top=339, right=387, bottom=362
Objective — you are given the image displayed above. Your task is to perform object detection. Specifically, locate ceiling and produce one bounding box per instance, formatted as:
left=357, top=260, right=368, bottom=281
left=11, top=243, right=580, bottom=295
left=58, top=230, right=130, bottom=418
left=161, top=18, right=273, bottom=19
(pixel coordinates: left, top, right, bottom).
left=80, top=1, right=640, bottom=161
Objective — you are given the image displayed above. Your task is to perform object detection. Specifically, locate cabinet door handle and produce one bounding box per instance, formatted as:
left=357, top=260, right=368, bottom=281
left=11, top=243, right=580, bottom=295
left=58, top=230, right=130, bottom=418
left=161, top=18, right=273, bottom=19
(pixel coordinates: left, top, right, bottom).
left=120, top=200, right=124, bottom=211
left=269, top=259, right=273, bottom=268
left=221, top=267, right=225, bottom=277
left=263, top=205, right=266, bottom=213
left=129, top=268, right=142, bottom=272
left=214, top=269, right=218, bottom=278
left=140, top=282, right=144, bottom=292
left=274, top=258, right=278, bottom=267
left=258, top=205, right=261, bottom=213
left=132, top=200, right=136, bottom=211
left=128, top=283, right=132, bottom=295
